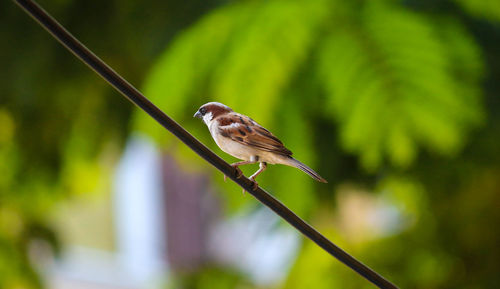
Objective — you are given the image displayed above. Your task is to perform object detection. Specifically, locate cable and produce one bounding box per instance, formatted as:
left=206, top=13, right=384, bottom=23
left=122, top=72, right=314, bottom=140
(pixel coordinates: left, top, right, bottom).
left=13, top=1, right=399, bottom=288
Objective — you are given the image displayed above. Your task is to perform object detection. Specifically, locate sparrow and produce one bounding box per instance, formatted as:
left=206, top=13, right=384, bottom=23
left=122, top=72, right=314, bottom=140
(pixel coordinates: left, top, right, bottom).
left=194, top=102, right=327, bottom=191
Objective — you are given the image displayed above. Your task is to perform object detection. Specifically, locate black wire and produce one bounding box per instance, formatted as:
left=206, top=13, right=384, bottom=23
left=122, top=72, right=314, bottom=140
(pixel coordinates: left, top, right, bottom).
left=13, top=1, right=399, bottom=288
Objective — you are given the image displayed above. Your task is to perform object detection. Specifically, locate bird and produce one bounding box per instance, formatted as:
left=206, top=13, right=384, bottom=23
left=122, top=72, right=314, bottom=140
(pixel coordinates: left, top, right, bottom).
left=194, top=102, right=327, bottom=192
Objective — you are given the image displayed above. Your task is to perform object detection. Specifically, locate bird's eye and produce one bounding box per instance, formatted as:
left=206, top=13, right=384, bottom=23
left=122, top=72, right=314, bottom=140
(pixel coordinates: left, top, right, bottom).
left=199, top=107, right=207, bottom=115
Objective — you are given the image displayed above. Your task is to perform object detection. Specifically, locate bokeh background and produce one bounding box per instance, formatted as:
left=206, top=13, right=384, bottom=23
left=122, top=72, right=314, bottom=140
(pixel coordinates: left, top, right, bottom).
left=1, top=0, right=500, bottom=288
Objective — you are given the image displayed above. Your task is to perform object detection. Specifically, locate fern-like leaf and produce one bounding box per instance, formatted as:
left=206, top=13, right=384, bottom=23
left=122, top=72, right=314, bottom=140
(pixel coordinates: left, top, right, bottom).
left=317, top=2, right=483, bottom=169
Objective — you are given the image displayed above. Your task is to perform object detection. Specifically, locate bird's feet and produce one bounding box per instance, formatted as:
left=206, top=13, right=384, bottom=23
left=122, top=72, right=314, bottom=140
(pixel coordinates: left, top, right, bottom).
left=224, top=164, right=243, bottom=182
left=242, top=177, right=259, bottom=194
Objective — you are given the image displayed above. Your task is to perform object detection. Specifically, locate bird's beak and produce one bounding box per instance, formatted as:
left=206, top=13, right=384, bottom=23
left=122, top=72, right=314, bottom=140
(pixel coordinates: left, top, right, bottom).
left=194, top=111, right=202, bottom=119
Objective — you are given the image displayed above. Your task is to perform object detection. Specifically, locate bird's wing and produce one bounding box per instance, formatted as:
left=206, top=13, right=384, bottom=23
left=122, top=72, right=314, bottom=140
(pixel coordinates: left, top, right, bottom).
left=216, top=113, right=293, bottom=156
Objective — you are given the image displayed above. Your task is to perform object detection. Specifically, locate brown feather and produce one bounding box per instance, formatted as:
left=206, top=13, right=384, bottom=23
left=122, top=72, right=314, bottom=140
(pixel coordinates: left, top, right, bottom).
left=216, top=112, right=293, bottom=156
left=217, top=117, right=235, bottom=126
left=203, top=103, right=233, bottom=119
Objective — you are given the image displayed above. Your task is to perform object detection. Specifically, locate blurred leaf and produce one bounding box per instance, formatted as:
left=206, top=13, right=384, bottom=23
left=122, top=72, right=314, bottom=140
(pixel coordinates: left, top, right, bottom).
left=453, top=0, right=500, bottom=22
left=317, top=2, right=483, bottom=170
left=283, top=240, right=337, bottom=289
left=2, top=0, right=219, bottom=285
left=139, top=0, right=484, bottom=178
left=137, top=0, right=331, bottom=214
left=377, top=175, right=427, bottom=227
left=4, top=0, right=498, bottom=287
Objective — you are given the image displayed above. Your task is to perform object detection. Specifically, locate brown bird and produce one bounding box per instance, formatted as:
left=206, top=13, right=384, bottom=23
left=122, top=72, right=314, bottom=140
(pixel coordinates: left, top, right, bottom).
left=194, top=102, right=327, bottom=191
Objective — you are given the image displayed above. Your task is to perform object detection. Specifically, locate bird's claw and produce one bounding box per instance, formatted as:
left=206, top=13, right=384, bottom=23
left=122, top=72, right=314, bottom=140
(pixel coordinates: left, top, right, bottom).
left=222, top=164, right=258, bottom=194
left=224, top=165, right=243, bottom=182
left=242, top=178, right=259, bottom=194
left=233, top=166, right=243, bottom=179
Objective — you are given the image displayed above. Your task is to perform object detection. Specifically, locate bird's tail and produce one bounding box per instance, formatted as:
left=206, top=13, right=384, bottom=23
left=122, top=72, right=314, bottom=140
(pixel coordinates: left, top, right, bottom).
left=284, top=157, right=327, bottom=183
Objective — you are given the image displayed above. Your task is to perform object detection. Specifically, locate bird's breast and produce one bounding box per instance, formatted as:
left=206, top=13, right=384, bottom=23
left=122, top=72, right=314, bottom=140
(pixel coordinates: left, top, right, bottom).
left=209, top=122, right=253, bottom=161
left=207, top=121, right=289, bottom=165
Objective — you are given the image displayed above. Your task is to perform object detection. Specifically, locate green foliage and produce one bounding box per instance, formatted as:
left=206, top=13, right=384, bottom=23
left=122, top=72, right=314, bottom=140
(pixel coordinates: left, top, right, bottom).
left=134, top=0, right=499, bottom=288
left=136, top=0, right=484, bottom=218
left=317, top=1, right=483, bottom=169
left=138, top=0, right=483, bottom=175
left=4, top=0, right=500, bottom=288
left=137, top=0, right=331, bottom=214
left=2, top=0, right=217, bottom=286
left=453, top=0, right=500, bottom=22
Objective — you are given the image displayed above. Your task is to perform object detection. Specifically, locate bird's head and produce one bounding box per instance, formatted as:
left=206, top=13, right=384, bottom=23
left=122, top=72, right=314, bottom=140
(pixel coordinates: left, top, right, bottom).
left=194, top=102, right=233, bottom=124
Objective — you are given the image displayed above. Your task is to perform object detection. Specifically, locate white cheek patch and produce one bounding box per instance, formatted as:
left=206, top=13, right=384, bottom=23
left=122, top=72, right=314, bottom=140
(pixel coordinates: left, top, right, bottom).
left=203, top=112, right=213, bottom=125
